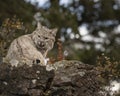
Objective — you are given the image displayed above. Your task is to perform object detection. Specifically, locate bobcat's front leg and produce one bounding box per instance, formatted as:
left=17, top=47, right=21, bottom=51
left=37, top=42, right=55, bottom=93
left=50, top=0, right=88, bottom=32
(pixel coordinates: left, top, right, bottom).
left=31, top=51, right=46, bottom=66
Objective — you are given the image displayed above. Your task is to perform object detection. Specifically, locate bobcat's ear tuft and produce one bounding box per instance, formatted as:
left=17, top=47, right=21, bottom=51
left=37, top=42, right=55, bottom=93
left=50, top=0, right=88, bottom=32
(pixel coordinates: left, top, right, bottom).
left=52, top=28, right=58, bottom=35
left=37, top=22, right=42, bottom=29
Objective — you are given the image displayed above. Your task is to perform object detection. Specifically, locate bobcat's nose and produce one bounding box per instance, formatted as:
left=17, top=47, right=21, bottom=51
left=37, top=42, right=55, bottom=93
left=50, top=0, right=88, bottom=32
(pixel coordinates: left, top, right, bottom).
left=38, top=41, right=45, bottom=47
left=41, top=42, right=45, bottom=47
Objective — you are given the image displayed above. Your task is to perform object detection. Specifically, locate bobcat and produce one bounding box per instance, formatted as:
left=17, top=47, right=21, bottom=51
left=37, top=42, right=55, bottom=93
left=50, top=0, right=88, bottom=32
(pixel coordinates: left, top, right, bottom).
left=4, top=22, right=58, bottom=66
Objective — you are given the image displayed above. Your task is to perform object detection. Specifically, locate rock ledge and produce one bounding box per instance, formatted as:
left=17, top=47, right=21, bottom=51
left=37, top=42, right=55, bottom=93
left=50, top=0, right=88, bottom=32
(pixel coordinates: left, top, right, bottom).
left=0, top=60, right=104, bottom=96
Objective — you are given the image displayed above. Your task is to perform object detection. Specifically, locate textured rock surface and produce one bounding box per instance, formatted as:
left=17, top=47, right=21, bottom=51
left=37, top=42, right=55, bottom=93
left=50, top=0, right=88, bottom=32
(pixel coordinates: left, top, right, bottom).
left=50, top=60, right=103, bottom=96
left=0, top=63, right=54, bottom=96
left=0, top=60, right=104, bottom=96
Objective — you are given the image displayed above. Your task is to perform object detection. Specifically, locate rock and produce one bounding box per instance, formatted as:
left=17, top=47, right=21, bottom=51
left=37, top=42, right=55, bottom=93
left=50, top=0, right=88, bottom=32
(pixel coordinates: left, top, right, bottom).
left=0, top=63, right=54, bottom=96
left=49, top=60, right=103, bottom=96
left=0, top=56, right=3, bottom=64
left=0, top=60, right=104, bottom=96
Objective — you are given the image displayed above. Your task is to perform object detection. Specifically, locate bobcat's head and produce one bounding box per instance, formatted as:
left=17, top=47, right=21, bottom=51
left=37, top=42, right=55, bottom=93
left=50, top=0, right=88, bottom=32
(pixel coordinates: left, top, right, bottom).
left=31, top=22, right=58, bottom=54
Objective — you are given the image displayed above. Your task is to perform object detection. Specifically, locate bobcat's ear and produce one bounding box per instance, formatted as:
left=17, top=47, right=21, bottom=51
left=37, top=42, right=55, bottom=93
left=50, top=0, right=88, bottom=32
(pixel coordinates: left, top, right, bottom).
left=37, top=22, right=42, bottom=29
left=51, top=28, right=58, bottom=35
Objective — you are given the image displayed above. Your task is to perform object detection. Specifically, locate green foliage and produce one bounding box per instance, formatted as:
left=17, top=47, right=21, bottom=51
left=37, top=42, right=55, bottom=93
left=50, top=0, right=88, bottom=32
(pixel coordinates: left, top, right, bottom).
left=96, top=54, right=120, bottom=81
left=36, top=0, right=120, bottom=64
left=0, top=0, right=36, bottom=22
left=95, top=54, right=120, bottom=96
left=0, top=16, right=25, bottom=56
left=0, top=0, right=119, bottom=65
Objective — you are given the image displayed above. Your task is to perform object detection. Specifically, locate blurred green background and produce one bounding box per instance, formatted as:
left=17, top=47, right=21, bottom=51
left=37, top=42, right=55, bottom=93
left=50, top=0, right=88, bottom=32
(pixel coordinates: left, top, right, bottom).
left=0, top=0, right=120, bottom=65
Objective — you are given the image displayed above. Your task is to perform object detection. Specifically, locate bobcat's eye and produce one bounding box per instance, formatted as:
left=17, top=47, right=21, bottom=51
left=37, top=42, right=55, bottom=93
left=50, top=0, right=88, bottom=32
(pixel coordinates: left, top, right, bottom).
left=44, top=37, right=48, bottom=39
left=38, top=35, right=40, bottom=37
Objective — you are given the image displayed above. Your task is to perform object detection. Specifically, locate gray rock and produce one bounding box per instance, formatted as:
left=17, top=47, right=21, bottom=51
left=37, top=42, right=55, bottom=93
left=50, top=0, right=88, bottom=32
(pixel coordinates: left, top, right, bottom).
left=0, top=63, right=54, bottom=96
left=50, top=60, right=103, bottom=96
left=0, top=56, right=3, bottom=64
left=0, top=60, right=104, bottom=96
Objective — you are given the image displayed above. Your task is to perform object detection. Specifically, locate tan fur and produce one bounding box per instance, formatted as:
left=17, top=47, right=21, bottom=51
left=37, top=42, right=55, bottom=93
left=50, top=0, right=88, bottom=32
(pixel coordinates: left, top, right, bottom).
left=5, top=22, right=57, bottom=66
